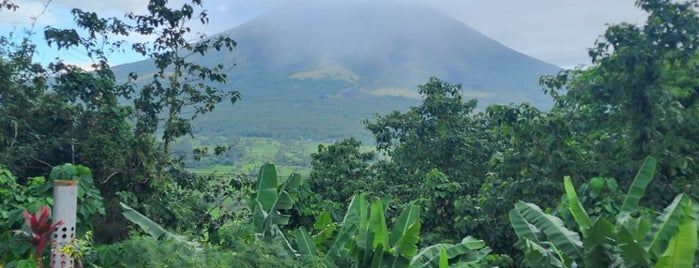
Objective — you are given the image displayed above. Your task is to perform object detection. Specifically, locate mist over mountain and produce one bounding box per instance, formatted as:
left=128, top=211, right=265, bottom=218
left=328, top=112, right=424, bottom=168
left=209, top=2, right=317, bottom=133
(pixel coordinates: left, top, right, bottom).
left=114, top=0, right=560, bottom=140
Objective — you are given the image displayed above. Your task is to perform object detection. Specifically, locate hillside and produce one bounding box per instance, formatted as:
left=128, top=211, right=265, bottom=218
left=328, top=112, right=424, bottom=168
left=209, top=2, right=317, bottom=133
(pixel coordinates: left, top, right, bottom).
left=113, top=0, right=560, bottom=141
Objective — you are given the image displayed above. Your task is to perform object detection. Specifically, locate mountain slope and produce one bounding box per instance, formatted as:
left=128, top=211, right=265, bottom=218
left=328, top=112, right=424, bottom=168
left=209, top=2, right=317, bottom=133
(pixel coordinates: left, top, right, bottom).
left=114, top=1, right=560, bottom=140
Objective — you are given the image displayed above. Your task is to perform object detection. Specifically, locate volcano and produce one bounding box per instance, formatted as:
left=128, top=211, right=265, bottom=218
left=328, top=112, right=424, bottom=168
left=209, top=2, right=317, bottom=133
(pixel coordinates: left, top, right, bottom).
left=114, top=1, right=560, bottom=140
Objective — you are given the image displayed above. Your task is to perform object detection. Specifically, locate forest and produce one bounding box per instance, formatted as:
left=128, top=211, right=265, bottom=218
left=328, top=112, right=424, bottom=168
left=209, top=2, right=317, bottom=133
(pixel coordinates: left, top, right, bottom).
left=1, top=0, right=699, bottom=267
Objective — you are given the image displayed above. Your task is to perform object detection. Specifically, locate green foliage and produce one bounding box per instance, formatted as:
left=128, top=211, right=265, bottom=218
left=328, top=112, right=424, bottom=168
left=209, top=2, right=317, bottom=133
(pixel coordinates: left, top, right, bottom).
left=0, top=29, right=80, bottom=179
left=0, top=164, right=105, bottom=265
left=44, top=2, right=240, bottom=177
left=362, top=77, right=520, bottom=255
left=115, top=194, right=300, bottom=267
left=125, top=1, right=239, bottom=179
left=294, top=194, right=503, bottom=267
left=47, top=164, right=105, bottom=233
left=0, top=4, right=154, bottom=243
left=409, top=236, right=498, bottom=268
left=0, top=0, right=245, bottom=243
left=0, top=166, right=47, bottom=265
left=573, top=177, right=623, bottom=218
left=249, top=164, right=302, bottom=235
left=23, top=0, right=248, bottom=243
left=119, top=202, right=172, bottom=240
left=309, top=138, right=377, bottom=205
left=620, top=157, right=657, bottom=215
left=416, top=169, right=463, bottom=243
left=0, top=167, right=51, bottom=231
left=247, top=163, right=302, bottom=256
left=212, top=221, right=300, bottom=267
left=541, top=0, right=699, bottom=206
left=364, top=77, right=491, bottom=198
left=563, top=176, right=591, bottom=234
left=511, top=157, right=698, bottom=267
left=110, top=235, right=292, bottom=267
left=655, top=201, right=697, bottom=267
left=5, top=0, right=699, bottom=266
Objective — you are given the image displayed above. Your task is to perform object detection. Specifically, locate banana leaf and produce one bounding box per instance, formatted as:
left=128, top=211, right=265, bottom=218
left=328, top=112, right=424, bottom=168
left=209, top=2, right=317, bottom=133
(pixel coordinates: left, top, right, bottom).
left=355, top=194, right=370, bottom=249
left=620, top=156, right=656, bottom=214
left=389, top=204, right=421, bottom=258
left=654, top=201, right=697, bottom=268
left=369, top=202, right=389, bottom=250
left=521, top=238, right=565, bottom=268
left=629, top=216, right=652, bottom=244
left=645, top=194, right=687, bottom=259
left=361, top=230, right=377, bottom=267
left=509, top=206, right=542, bottom=244
left=119, top=202, right=170, bottom=240
left=295, top=227, right=318, bottom=256
left=617, top=225, right=652, bottom=266
left=563, top=176, right=591, bottom=234
left=371, top=244, right=384, bottom=268
left=582, top=218, right=615, bottom=267
left=439, top=247, right=448, bottom=268
left=253, top=163, right=279, bottom=211
left=409, top=236, right=489, bottom=268
left=276, top=173, right=302, bottom=210
left=325, top=194, right=364, bottom=263
left=250, top=164, right=301, bottom=233
left=515, top=201, right=584, bottom=262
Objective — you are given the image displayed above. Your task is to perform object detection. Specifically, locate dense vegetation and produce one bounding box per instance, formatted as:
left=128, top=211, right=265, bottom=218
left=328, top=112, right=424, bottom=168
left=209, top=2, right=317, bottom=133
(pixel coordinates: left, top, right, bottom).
left=1, top=0, right=699, bottom=267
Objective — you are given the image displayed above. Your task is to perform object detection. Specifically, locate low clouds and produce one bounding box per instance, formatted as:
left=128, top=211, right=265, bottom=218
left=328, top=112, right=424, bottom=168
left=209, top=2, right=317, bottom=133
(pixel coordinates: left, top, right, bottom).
left=199, top=0, right=648, bottom=68
left=2, top=0, right=649, bottom=68
left=429, top=0, right=647, bottom=68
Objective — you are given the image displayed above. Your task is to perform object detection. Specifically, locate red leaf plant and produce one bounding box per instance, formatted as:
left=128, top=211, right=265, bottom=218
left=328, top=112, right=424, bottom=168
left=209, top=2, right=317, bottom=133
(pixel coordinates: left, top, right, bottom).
left=22, top=206, right=63, bottom=267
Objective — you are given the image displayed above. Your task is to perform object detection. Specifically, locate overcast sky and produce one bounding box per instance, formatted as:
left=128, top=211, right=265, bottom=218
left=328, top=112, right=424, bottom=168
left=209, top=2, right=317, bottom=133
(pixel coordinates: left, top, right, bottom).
left=1, top=0, right=647, bottom=68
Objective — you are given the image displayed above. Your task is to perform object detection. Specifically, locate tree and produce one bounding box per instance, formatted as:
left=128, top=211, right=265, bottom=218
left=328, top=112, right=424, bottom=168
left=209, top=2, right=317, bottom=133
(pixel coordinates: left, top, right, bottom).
left=0, top=0, right=240, bottom=242
left=363, top=77, right=523, bottom=254
left=126, top=0, right=239, bottom=180
left=364, top=77, right=491, bottom=198
left=309, top=138, right=376, bottom=205
left=44, top=0, right=239, bottom=182
left=541, top=0, right=699, bottom=205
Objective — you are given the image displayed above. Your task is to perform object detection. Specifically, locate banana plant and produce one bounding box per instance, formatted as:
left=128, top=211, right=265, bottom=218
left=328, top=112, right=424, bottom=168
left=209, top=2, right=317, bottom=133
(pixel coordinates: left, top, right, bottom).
left=249, top=163, right=301, bottom=235
left=249, top=163, right=302, bottom=254
left=119, top=202, right=172, bottom=240
left=409, top=236, right=493, bottom=268
left=295, top=194, right=494, bottom=267
left=119, top=202, right=204, bottom=252
left=510, top=156, right=698, bottom=267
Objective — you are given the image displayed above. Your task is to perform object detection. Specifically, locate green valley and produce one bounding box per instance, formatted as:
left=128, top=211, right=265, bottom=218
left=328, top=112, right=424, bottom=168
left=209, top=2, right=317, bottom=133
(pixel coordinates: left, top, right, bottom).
left=2, top=0, right=699, bottom=267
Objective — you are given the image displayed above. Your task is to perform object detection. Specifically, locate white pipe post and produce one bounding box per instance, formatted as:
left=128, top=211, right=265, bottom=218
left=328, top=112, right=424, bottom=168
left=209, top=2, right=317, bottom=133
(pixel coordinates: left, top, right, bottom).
left=51, top=180, right=78, bottom=268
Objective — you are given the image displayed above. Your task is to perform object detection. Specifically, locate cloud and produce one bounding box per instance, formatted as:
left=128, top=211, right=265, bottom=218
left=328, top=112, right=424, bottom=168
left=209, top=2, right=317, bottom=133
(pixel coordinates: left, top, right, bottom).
left=0, top=0, right=58, bottom=26
left=1, top=0, right=650, bottom=68
left=51, top=0, right=145, bottom=15
left=422, top=0, right=647, bottom=67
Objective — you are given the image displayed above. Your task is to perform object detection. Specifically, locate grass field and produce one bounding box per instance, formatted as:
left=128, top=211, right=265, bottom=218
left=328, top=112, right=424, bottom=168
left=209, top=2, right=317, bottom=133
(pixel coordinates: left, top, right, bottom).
left=182, top=136, right=376, bottom=178
left=188, top=163, right=311, bottom=178
left=183, top=137, right=319, bottom=178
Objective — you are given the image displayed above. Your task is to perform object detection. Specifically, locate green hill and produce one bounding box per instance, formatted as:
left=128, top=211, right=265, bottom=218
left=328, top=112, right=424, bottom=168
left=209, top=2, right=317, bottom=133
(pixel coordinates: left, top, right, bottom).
left=113, top=1, right=560, bottom=141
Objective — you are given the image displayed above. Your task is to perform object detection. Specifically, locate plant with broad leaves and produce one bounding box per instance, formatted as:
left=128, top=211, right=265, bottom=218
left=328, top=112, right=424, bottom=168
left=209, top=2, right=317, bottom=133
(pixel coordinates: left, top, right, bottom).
left=20, top=206, right=63, bottom=267
left=248, top=163, right=302, bottom=254
left=510, top=157, right=698, bottom=267
left=295, top=193, right=505, bottom=267
left=45, top=164, right=105, bottom=235
left=540, top=0, right=699, bottom=207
